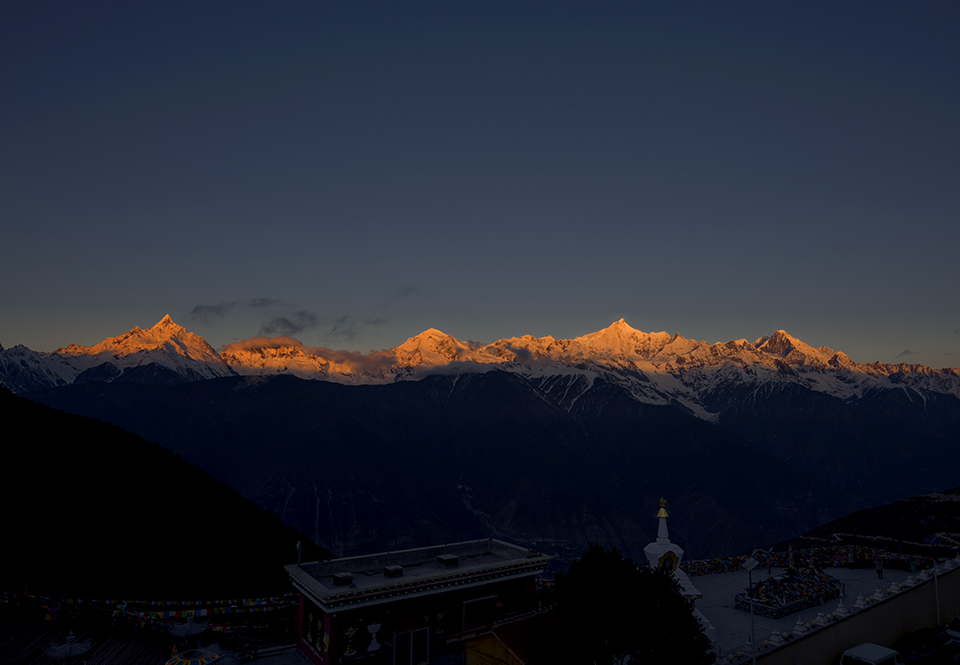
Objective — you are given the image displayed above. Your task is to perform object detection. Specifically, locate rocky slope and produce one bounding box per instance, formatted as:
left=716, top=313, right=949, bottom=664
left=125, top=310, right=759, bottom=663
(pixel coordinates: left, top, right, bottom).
left=29, top=372, right=838, bottom=561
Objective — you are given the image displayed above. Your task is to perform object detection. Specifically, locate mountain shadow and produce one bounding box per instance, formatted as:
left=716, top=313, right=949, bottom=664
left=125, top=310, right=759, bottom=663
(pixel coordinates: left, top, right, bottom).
left=1, top=386, right=329, bottom=599
left=29, top=373, right=849, bottom=561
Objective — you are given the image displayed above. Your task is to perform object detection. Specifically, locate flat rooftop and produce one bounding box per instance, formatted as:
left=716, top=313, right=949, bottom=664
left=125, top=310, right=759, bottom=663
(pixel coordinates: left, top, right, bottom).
left=287, top=538, right=550, bottom=612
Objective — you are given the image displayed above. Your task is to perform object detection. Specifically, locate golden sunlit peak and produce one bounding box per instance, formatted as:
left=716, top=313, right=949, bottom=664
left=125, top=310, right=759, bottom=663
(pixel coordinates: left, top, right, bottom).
left=153, top=314, right=179, bottom=329
left=417, top=328, right=450, bottom=337
left=608, top=318, right=638, bottom=332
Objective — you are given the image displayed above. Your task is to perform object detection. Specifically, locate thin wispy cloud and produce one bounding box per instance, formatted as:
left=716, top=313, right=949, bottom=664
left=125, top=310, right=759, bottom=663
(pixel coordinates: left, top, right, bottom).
left=896, top=349, right=918, bottom=358
left=315, top=314, right=390, bottom=342
left=261, top=311, right=319, bottom=336
left=188, top=298, right=285, bottom=323
left=327, top=315, right=358, bottom=340
left=188, top=303, right=232, bottom=322
left=191, top=292, right=406, bottom=345
left=382, top=286, right=420, bottom=308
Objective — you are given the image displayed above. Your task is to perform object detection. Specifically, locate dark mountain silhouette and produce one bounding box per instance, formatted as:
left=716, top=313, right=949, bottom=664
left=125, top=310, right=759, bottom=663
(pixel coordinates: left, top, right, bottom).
left=1, top=386, right=329, bottom=598
left=718, top=383, right=960, bottom=498
left=29, top=373, right=850, bottom=561
left=783, top=484, right=960, bottom=557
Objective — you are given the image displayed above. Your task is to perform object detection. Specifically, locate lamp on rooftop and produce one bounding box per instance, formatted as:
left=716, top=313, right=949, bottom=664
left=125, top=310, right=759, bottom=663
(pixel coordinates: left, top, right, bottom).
left=743, top=556, right=759, bottom=665
left=924, top=535, right=944, bottom=624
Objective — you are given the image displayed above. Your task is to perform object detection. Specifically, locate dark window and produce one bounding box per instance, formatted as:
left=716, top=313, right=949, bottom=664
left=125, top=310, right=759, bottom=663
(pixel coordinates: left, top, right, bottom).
left=394, top=627, right=429, bottom=665
left=462, top=595, right=499, bottom=631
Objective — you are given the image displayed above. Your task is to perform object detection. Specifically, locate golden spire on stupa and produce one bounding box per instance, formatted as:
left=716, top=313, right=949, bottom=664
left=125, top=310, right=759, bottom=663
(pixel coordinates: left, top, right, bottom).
left=657, top=497, right=669, bottom=518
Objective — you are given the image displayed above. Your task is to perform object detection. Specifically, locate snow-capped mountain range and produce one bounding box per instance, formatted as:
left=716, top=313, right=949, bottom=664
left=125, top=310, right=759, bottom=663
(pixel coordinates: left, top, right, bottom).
left=3, top=315, right=958, bottom=419
left=0, top=315, right=233, bottom=393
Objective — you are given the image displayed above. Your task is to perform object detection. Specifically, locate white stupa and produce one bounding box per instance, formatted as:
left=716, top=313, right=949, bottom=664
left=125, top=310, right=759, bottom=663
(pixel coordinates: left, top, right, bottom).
left=643, top=498, right=702, bottom=600
left=643, top=498, right=716, bottom=644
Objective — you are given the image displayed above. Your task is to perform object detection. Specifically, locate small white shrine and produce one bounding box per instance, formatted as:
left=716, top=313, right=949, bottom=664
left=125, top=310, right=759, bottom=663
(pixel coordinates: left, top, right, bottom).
left=643, top=498, right=716, bottom=644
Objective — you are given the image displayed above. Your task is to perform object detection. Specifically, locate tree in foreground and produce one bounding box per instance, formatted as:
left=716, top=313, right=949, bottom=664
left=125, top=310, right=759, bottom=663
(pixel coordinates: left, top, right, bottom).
left=553, top=543, right=714, bottom=665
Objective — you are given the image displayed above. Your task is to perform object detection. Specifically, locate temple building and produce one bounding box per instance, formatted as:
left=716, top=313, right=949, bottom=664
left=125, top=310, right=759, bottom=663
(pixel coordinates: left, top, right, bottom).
left=286, top=538, right=550, bottom=665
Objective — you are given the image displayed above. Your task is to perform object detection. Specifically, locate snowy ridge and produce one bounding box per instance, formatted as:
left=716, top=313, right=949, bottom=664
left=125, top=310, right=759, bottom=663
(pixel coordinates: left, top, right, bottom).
left=220, top=318, right=960, bottom=417
left=0, top=315, right=235, bottom=390
left=3, top=317, right=958, bottom=418
left=0, top=344, right=74, bottom=393
left=54, top=314, right=234, bottom=381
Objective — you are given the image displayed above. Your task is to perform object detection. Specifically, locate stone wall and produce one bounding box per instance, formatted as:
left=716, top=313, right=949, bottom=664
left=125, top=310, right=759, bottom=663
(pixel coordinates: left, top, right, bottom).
left=756, top=565, right=960, bottom=665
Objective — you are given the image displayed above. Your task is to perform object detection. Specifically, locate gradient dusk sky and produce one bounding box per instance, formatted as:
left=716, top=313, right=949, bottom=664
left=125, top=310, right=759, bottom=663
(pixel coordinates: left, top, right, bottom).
left=2, top=2, right=958, bottom=368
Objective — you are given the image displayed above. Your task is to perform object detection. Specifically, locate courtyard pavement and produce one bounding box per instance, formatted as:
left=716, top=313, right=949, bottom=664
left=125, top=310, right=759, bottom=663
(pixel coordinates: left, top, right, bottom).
left=695, top=563, right=945, bottom=660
